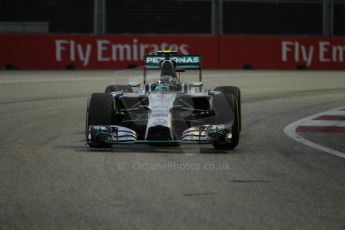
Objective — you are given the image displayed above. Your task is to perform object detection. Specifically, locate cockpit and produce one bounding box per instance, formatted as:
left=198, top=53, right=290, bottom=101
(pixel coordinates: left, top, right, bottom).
left=153, top=60, right=180, bottom=91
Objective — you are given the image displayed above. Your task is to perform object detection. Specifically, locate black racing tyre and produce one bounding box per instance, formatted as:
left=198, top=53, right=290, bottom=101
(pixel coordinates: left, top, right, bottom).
left=214, top=86, right=241, bottom=132
left=105, top=85, right=133, bottom=94
left=86, top=93, right=115, bottom=147
left=212, top=94, right=240, bottom=150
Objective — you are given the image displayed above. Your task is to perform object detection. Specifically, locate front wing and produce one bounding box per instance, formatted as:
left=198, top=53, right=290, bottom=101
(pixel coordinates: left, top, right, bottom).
left=86, top=123, right=233, bottom=146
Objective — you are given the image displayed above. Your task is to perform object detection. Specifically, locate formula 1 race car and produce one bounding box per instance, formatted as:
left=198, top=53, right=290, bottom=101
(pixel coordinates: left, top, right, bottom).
left=85, top=50, right=241, bottom=149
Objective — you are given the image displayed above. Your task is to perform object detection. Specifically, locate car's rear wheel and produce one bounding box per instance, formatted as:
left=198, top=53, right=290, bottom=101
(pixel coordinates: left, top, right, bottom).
left=212, top=94, right=240, bottom=150
left=214, top=86, right=241, bottom=132
left=105, top=85, right=133, bottom=94
left=86, top=93, right=115, bottom=147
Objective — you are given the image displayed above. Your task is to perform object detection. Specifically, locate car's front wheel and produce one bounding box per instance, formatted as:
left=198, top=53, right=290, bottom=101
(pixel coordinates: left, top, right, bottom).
left=212, top=94, right=240, bottom=150
left=86, top=93, right=115, bottom=148
left=214, top=86, right=241, bottom=132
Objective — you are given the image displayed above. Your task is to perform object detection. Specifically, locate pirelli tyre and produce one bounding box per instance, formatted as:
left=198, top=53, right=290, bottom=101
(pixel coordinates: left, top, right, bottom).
left=214, top=86, right=241, bottom=132
left=86, top=93, right=115, bottom=148
left=212, top=94, right=240, bottom=150
left=105, top=85, right=133, bottom=94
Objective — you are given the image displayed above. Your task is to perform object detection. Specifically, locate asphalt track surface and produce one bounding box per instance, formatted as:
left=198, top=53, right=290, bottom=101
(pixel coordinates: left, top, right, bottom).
left=0, top=70, right=344, bottom=230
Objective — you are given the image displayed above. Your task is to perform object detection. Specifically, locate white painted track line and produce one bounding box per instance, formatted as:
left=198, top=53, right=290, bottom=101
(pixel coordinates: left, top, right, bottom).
left=284, top=106, right=345, bottom=159
left=298, top=120, right=345, bottom=127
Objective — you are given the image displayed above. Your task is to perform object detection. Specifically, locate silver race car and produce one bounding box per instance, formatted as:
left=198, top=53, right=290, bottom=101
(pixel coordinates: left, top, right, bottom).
left=85, top=50, right=241, bottom=149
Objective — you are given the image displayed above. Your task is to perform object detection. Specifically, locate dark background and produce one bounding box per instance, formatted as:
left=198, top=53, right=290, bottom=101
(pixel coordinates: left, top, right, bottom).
left=0, top=0, right=344, bottom=35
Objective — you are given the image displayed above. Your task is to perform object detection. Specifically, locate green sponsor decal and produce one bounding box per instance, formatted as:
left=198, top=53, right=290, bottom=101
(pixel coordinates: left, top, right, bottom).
left=144, top=55, right=201, bottom=69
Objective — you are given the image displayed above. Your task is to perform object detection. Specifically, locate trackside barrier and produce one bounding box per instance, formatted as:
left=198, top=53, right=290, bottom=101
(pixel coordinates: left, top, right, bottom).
left=1, top=34, right=345, bottom=70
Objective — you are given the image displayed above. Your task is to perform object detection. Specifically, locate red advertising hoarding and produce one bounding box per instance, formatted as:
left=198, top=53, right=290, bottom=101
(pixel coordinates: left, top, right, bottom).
left=1, top=34, right=345, bottom=70
left=219, top=36, right=337, bottom=69
left=0, top=35, right=218, bottom=69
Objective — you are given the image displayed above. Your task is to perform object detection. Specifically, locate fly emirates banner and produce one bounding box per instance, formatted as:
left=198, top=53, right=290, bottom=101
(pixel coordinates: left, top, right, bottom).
left=1, top=35, right=345, bottom=69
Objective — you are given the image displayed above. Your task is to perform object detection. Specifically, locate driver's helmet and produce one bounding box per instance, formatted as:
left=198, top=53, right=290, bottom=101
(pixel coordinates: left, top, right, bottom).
left=161, top=60, right=177, bottom=78
left=154, top=60, right=179, bottom=91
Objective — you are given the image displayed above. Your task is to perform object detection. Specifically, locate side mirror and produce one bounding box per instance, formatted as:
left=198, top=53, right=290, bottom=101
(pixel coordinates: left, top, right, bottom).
left=189, top=82, right=203, bottom=88
left=128, top=82, right=140, bottom=88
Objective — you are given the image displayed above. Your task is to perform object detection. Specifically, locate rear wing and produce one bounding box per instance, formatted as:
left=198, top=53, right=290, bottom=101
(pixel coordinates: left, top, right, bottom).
left=143, top=54, right=202, bottom=84
left=144, top=55, right=201, bottom=70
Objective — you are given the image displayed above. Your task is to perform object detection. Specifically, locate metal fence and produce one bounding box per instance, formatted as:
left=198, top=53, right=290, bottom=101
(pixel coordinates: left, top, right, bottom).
left=0, top=0, right=343, bottom=35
